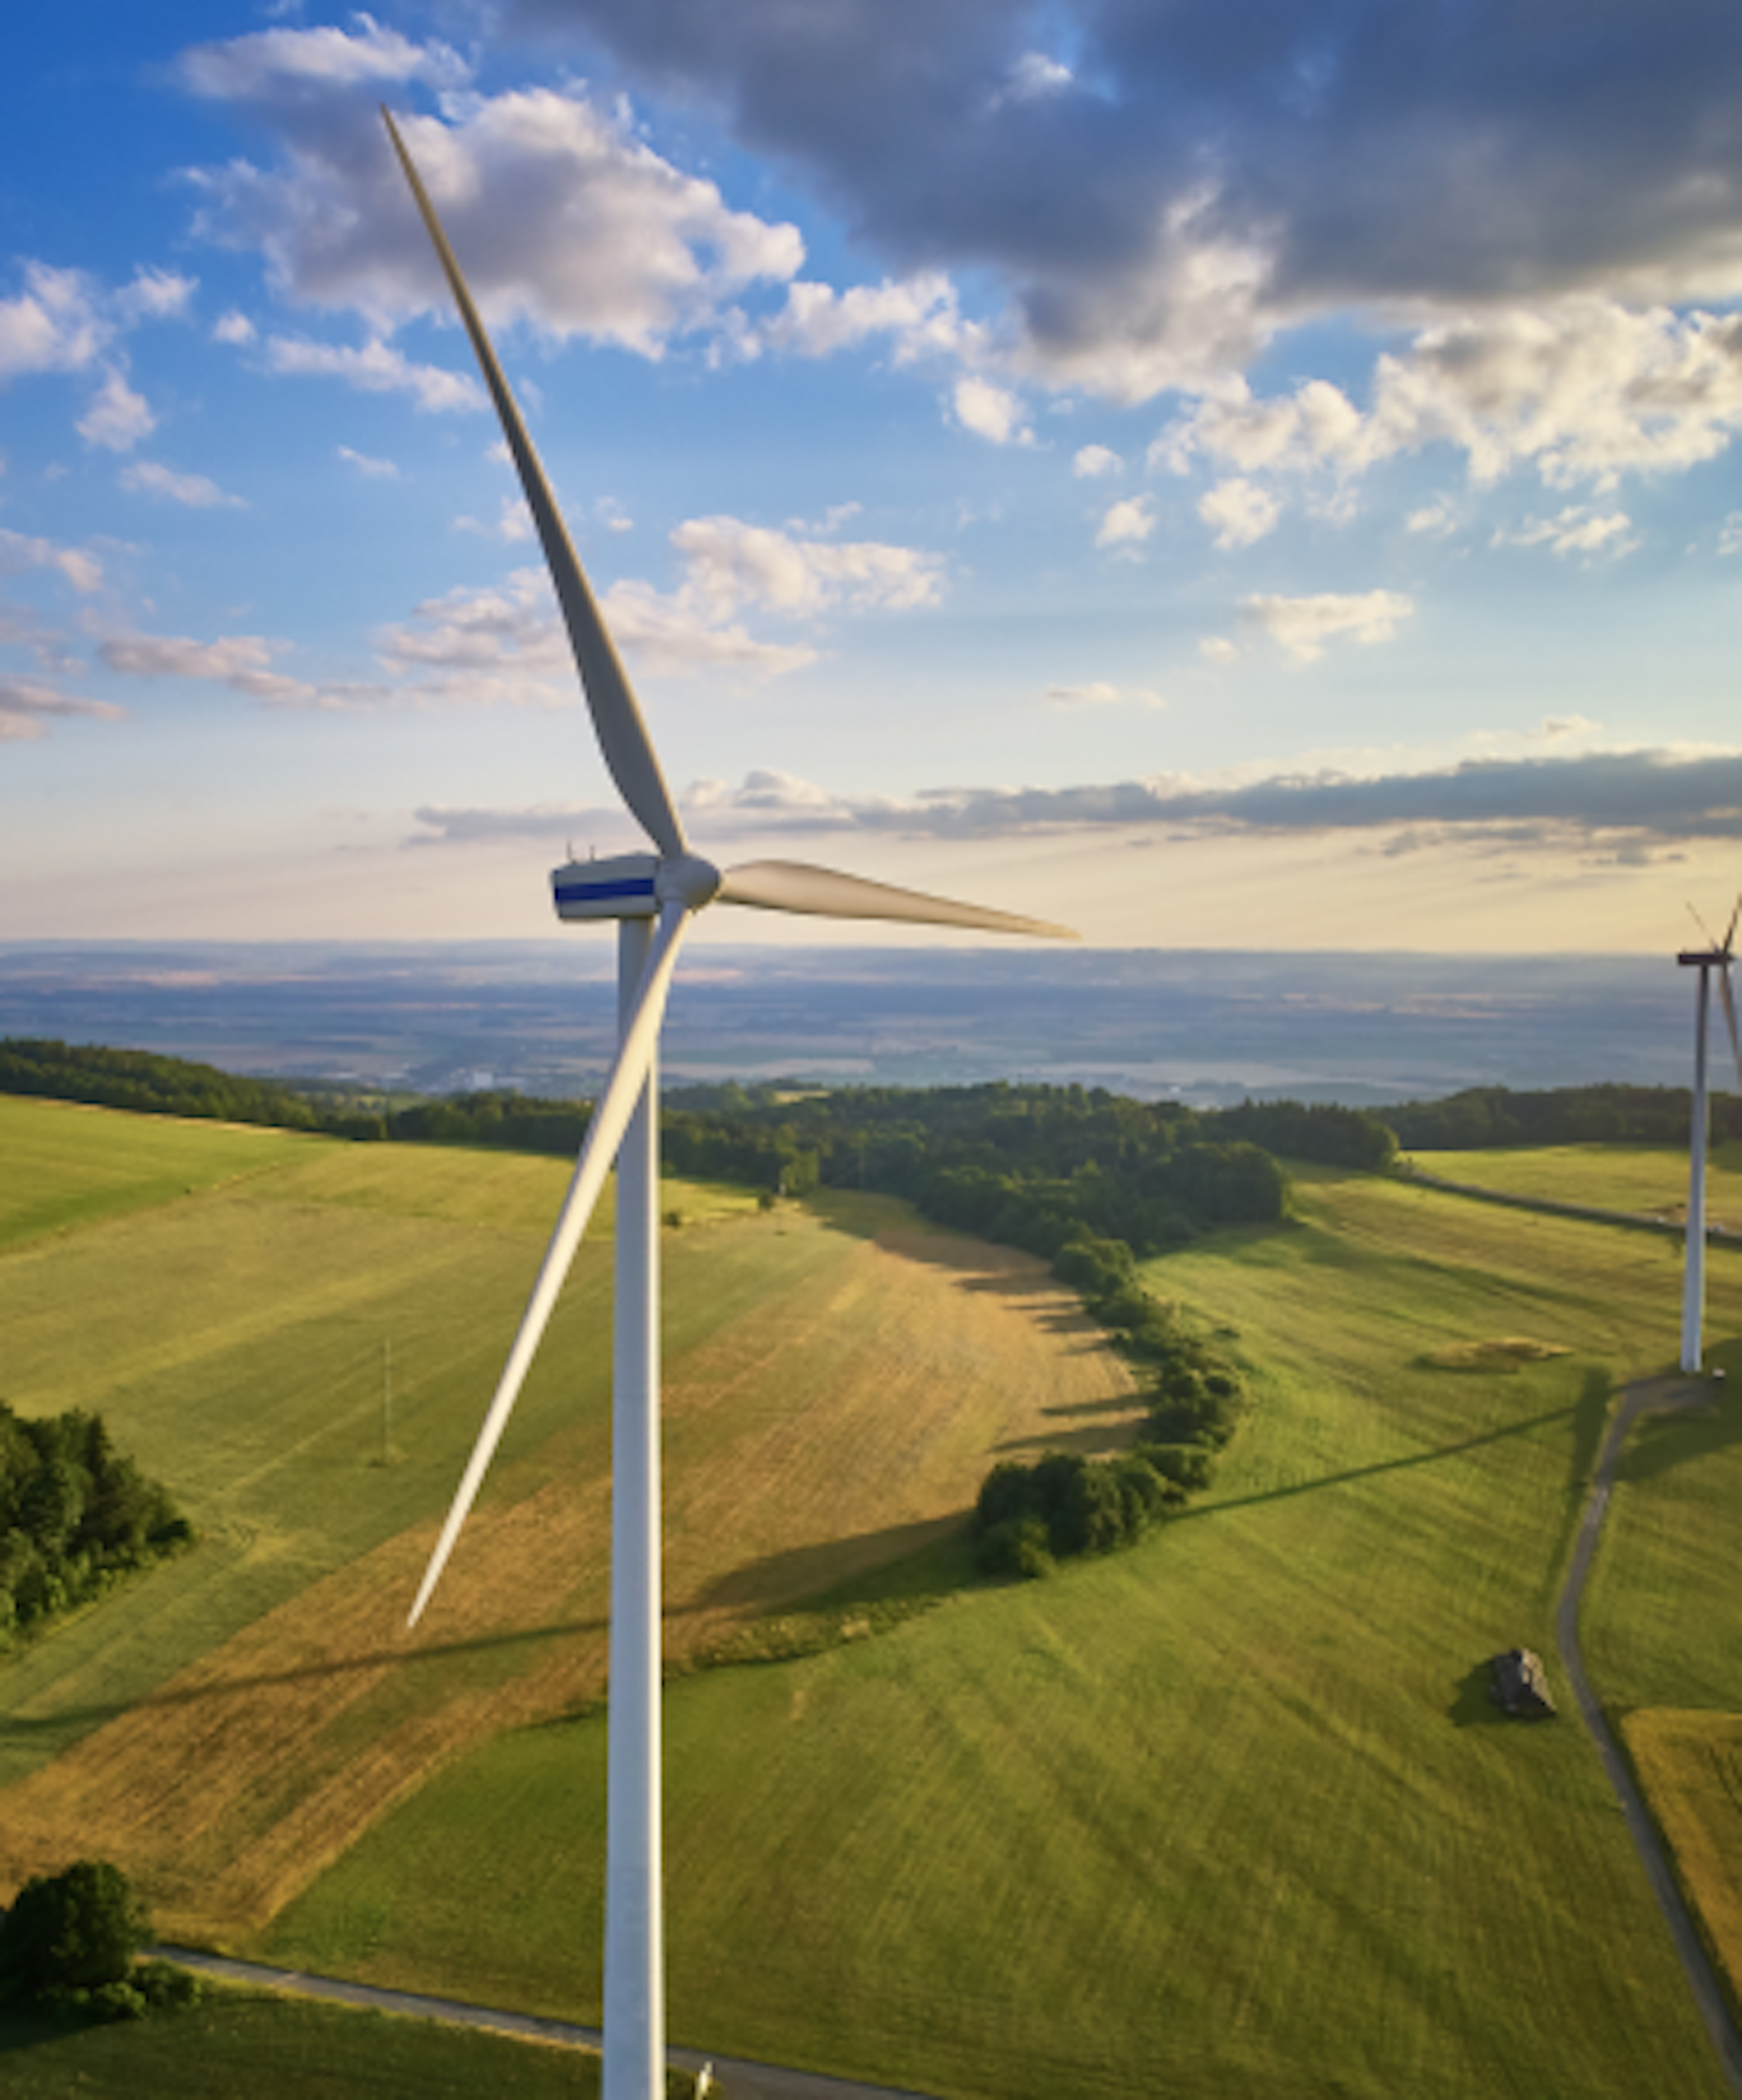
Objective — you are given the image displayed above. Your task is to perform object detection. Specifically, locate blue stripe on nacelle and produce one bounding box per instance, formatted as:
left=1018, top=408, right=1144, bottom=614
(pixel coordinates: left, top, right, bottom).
left=554, top=877, right=657, bottom=904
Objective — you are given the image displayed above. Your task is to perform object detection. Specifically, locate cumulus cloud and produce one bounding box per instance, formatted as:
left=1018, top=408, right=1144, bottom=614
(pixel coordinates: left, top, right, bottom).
left=504, top=0, right=1742, bottom=400
left=182, top=24, right=802, bottom=357
left=1072, top=444, right=1121, bottom=478
left=1199, top=476, right=1279, bottom=549
left=1494, top=506, right=1637, bottom=558
left=760, top=273, right=969, bottom=363
left=337, top=444, right=401, bottom=478
left=953, top=374, right=1031, bottom=444
left=1199, top=635, right=1239, bottom=665
left=1164, top=302, right=1742, bottom=505
left=1242, top=589, right=1414, bottom=662
left=670, top=516, right=944, bottom=618
left=1094, top=495, right=1155, bottom=550
left=119, top=461, right=246, bottom=508
left=0, top=528, right=104, bottom=595
left=262, top=334, right=483, bottom=411
left=76, top=371, right=155, bottom=452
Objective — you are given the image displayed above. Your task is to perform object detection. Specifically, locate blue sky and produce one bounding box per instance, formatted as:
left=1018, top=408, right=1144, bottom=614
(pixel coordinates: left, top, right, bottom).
left=5, top=0, right=1742, bottom=952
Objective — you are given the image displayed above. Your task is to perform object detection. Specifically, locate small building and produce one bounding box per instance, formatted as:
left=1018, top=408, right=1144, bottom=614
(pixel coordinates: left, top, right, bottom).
left=1490, top=1646, right=1556, bottom=1718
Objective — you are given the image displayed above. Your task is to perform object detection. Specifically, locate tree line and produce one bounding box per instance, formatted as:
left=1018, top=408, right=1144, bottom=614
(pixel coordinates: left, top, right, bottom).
left=1385, top=1081, right=1742, bottom=1151
left=0, top=1404, right=191, bottom=1642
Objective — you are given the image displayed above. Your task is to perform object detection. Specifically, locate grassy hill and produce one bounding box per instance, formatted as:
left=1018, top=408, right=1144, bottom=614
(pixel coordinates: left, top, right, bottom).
left=2, top=1098, right=1739, bottom=2096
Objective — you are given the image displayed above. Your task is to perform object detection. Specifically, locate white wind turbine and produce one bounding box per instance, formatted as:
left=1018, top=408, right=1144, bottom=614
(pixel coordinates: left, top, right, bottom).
left=1678, top=900, right=1742, bottom=1374
left=382, top=111, right=1075, bottom=2100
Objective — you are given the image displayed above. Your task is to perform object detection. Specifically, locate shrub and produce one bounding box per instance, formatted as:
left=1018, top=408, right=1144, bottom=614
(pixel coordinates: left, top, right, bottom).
left=974, top=1515, right=1056, bottom=1580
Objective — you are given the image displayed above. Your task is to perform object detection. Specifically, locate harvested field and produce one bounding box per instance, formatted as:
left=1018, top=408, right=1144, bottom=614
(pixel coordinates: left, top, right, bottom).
left=1620, top=1708, right=1742, bottom=2011
left=0, top=1107, right=1134, bottom=1943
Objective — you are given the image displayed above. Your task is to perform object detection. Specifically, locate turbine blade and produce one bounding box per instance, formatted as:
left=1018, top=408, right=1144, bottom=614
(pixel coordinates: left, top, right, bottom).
left=1688, top=898, right=1719, bottom=950
left=717, top=859, right=1077, bottom=940
left=381, top=108, right=686, bottom=860
left=1722, top=963, right=1742, bottom=1089
left=1726, top=893, right=1742, bottom=957
left=408, top=902, right=692, bottom=1628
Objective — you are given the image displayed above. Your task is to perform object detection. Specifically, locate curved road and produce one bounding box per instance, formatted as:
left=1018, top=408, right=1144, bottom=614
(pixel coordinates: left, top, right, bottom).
left=1555, top=1375, right=1742, bottom=2096
left=153, top=1946, right=941, bottom=2100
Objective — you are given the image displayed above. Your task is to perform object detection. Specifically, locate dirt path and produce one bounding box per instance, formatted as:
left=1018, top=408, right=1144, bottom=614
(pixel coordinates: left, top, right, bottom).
left=156, top=1947, right=943, bottom=2100
left=1555, top=1374, right=1742, bottom=2096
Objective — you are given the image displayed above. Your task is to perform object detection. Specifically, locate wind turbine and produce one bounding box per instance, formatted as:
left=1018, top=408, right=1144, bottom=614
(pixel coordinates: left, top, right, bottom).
left=1678, top=900, right=1742, bottom=1373
left=382, top=111, right=1074, bottom=2100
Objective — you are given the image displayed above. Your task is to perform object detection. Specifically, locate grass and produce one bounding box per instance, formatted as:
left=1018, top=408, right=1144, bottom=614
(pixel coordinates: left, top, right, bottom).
left=0, top=1099, right=1132, bottom=1946
left=0, top=1986, right=613, bottom=2098
left=0, top=1094, right=317, bottom=1253
left=8, top=1103, right=1742, bottom=2096
left=265, top=1162, right=1742, bottom=2099
left=1409, top=1138, right=1742, bottom=1232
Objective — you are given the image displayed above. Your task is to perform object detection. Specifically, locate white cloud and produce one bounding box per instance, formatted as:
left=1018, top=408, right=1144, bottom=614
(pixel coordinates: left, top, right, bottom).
left=953, top=375, right=1031, bottom=445
left=1198, top=477, right=1280, bottom=550
left=0, top=527, right=103, bottom=594
left=1199, top=635, right=1240, bottom=665
left=97, top=628, right=334, bottom=707
left=1095, top=496, right=1156, bottom=550
left=670, top=516, right=945, bottom=619
left=1072, top=445, right=1122, bottom=479
left=212, top=309, right=256, bottom=346
left=1243, top=589, right=1415, bottom=663
left=184, top=46, right=804, bottom=357
left=0, top=264, right=106, bottom=379
left=761, top=273, right=969, bottom=364
left=1045, top=682, right=1164, bottom=708
left=455, top=495, right=534, bottom=544
left=1493, top=506, right=1637, bottom=558
left=262, top=335, right=483, bottom=412
left=0, top=674, right=122, bottom=740
left=337, top=445, right=401, bottom=479
left=119, top=461, right=245, bottom=509
left=76, top=370, right=154, bottom=452
left=1165, top=301, right=1742, bottom=502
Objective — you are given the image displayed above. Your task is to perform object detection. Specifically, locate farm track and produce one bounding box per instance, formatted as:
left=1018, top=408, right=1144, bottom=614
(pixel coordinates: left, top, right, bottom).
left=156, top=1948, right=946, bottom=2100
left=1558, top=1375, right=1742, bottom=2095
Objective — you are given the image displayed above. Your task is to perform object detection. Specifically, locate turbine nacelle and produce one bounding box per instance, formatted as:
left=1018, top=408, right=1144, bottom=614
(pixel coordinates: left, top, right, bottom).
left=553, top=851, right=722, bottom=921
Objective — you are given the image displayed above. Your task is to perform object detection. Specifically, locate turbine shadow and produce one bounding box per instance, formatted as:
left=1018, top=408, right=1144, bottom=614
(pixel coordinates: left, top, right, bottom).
left=0, top=1615, right=604, bottom=1745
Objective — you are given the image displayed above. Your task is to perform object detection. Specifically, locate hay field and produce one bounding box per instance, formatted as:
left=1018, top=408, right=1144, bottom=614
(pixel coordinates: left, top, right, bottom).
left=0, top=1098, right=1133, bottom=1943
left=1620, top=1710, right=1742, bottom=2007
left=1414, top=1139, right=1742, bottom=1232
left=266, top=1163, right=1741, bottom=2099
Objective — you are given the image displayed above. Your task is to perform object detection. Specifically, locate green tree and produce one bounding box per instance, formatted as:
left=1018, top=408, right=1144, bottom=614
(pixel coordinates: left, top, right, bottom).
left=0, top=1860, right=152, bottom=1999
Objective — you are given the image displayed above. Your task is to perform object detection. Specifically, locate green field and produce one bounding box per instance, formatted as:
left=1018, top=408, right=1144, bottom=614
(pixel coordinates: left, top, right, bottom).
left=5, top=1103, right=1741, bottom=2098
left=1409, top=1137, right=1742, bottom=1230
left=0, top=1985, right=614, bottom=2098
left=266, top=1164, right=1742, bottom=2099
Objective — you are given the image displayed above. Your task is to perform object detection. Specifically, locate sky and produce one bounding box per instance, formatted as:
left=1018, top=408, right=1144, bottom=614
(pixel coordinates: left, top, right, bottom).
left=5, top=1, right=1742, bottom=954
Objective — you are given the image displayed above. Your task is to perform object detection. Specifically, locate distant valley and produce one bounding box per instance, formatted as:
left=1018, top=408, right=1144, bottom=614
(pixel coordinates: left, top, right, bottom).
left=0, top=940, right=1698, bottom=1107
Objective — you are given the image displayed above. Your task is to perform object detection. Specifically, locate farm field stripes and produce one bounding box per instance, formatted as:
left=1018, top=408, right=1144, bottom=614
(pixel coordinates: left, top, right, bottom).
left=266, top=1166, right=1741, bottom=2099
left=0, top=1101, right=1134, bottom=1943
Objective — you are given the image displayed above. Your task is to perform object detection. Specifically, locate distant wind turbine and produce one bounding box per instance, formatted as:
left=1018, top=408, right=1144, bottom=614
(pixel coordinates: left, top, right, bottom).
left=1678, top=900, right=1742, bottom=1374
left=382, top=109, right=1075, bottom=2100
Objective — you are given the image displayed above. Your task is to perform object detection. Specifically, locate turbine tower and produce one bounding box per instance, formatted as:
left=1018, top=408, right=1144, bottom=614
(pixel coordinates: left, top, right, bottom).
left=1678, top=901, right=1742, bottom=1374
left=382, top=110, right=1075, bottom=2100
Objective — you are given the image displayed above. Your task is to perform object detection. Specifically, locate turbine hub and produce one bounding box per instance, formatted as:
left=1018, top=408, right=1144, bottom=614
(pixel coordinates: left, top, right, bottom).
left=551, top=849, right=721, bottom=921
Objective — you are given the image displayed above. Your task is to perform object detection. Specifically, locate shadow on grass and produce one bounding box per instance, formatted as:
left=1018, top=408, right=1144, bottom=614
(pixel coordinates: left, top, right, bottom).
left=1174, top=1400, right=1584, bottom=1525
left=0, top=1614, right=607, bottom=1746
left=1448, top=1659, right=1516, bottom=1729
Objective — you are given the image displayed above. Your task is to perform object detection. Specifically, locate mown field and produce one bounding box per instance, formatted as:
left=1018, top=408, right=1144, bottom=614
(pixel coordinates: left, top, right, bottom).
left=264, top=1163, right=1742, bottom=2099
left=1410, top=1137, right=1742, bottom=1231
left=0, top=1096, right=1132, bottom=1945
left=5, top=1104, right=1742, bottom=2098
